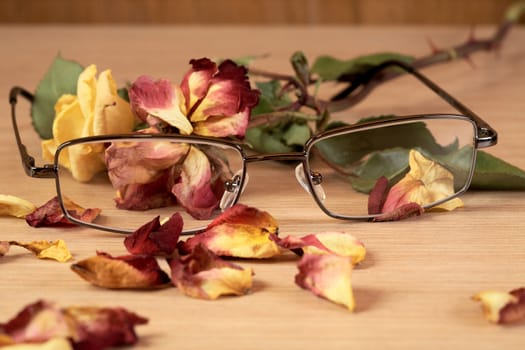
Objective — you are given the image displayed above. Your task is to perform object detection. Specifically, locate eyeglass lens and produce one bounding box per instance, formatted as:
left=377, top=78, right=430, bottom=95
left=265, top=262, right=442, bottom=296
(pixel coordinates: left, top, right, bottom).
left=306, top=116, right=477, bottom=218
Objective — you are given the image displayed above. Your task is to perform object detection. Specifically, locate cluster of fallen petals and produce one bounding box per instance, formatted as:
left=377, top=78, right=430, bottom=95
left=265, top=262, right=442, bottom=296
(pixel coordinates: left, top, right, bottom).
left=368, top=149, right=464, bottom=221
left=473, top=287, right=525, bottom=324
left=70, top=204, right=365, bottom=309
left=0, top=300, right=147, bottom=349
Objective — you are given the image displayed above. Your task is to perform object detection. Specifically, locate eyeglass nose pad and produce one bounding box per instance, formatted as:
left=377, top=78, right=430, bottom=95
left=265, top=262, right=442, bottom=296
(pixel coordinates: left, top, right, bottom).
left=220, top=170, right=249, bottom=211
left=294, top=164, right=326, bottom=202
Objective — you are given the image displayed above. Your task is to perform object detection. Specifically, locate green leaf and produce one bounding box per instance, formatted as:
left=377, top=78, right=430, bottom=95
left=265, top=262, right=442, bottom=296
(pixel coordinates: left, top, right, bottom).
left=471, top=151, right=525, bottom=190
left=252, top=80, right=291, bottom=116
left=246, top=120, right=311, bottom=154
left=311, top=52, right=415, bottom=81
left=317, top=119, right=457, bottom=168
left=31, top=55, right=84, bottom=139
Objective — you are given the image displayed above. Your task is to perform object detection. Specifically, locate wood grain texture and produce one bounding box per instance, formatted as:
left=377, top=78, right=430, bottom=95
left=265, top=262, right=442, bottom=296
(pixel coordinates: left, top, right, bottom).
left=0, top=24, right=524, bottom=349
left=0, top=0, right=522, bottom=25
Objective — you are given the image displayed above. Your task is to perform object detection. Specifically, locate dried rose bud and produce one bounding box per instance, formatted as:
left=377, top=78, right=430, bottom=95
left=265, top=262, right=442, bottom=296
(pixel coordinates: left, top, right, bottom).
left=26, top=196, right=100, bottom=228
left=71, top=252, right=171, bottom=289
left=180, top=204, right=280, bottom=259
left=124, top=214, right=183, bottom=256
left=277, top=232, right=366, bottom=265
left=168, top=244, right=253, bottom=300
left=472, top=288, right=525, bottom=324
left=295, top=254, right=355, bottom=311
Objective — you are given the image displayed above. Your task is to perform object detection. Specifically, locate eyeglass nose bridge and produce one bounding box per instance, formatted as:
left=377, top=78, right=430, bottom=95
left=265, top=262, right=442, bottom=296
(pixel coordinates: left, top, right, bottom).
left=294, top=163, right=326, bottom=202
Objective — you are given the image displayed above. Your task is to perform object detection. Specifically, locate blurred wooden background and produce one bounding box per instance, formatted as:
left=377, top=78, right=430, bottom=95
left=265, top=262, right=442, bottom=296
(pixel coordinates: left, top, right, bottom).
left=0, top=0, right=522, bottom=25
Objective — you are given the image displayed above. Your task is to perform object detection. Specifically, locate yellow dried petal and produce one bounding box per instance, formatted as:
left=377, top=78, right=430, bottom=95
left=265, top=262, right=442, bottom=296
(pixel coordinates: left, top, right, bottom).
left=76, top=64, right=97, bottom=134
left=0, top=194, right=37, bottom=218
left=11, top=240, right=72, bottom=262
left=302, top=232, right=366, bottom=265
left=93, top=69, right=135, bottom=135
left=190, top=267, right=253, bottom=300
left=472, top=290, right=520, bottom=323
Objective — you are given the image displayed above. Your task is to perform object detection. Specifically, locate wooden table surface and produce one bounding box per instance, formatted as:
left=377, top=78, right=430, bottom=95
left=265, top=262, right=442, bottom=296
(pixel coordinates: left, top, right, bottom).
left=0, top=25, right=524, bottom=349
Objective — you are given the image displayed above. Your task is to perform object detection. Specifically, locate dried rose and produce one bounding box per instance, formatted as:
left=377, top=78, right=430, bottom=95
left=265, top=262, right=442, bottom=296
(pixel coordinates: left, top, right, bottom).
left=130, top=58, right=259, bottom=138
left=472, top=288, right=525, bottom=324
left=0, top=194, right=37, bottom=218
left=9, top=240, right=72, bottom=262
left=381, top=149, right=464, bottom=214
left=124, top=214, right=183, bottom=256
left=277, top=231, right=366, bottom=265
left=180, top=204, right=281, bottom=259
left=295, top=254, right=355, bottom=311
left=0, top=299, right=147, bottom=349
left=25, top=196, right=101, bottom=228
left=71, top=252, right=171, bottom=289
left=180, top=58, right=260, bottom=138
left=42, top=65, right=136, bottom=182
left=168, top=244, right=253, bottom=300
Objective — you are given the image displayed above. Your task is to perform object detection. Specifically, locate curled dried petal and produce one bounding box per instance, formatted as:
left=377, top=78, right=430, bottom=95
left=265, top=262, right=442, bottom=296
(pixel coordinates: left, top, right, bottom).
left=129, top=75, right=193, bottom=134
left=277, top=232, right=366, bottom=265
left=10, top=240, right=72, bottom=262
left=382, top=149, right=464, bottom=213
left=124, top=214, right=183, bottom=256
left=472, top=288, right=525, bottom=324
left=180, top=204, right=280, bottom=259
left=168, top=244, right=253, bottom=300
left=0, top=194, right=37, bottom=218
left=295, top=254, right=355, bottom=311
left=71, top=252, right=171, bottom=289
left=0, top=300, right=70, bottom=344
left=62, top=305, right=148, bottom=349
left=0, top=300, right=147, bottom=349
left=372, top=202, right=424, bottom=222
left=25, top=196, right=101, bottom=228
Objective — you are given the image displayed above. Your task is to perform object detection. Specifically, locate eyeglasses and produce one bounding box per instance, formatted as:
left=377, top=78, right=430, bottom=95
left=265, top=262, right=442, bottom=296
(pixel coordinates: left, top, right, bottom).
left=10, top=61, right=498, bottom=234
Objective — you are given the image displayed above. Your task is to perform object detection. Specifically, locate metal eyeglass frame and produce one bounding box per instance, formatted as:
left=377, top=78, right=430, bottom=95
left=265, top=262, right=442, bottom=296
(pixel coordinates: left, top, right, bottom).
left=9, top=60, right=498, bottom=234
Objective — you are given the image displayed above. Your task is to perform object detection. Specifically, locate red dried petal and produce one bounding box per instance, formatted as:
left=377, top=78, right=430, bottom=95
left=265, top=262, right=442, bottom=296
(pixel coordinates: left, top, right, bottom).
left=25, top=196, right=101, bottom=228
left=63, top=306, right=148, bottom=349
left=71, top=252, right=171, bottom=289
left=367, top=176, right=389, bottom=215
left=168, top=244, right=253, bottom=300
left=0, top=300, right=69, bottom=343
left=124, top=214, right=183, bottom=256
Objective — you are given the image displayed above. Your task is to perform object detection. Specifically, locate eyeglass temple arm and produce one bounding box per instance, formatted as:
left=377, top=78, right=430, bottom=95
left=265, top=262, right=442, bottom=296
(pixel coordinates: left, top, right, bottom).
left=333, top=60, right=498, bottom=148
left=9, top=86, right=56, bottom=178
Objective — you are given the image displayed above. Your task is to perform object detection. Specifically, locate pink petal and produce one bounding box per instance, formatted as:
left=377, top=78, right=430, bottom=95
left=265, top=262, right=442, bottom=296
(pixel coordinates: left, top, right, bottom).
left=124, top=214, right=183, bottom=256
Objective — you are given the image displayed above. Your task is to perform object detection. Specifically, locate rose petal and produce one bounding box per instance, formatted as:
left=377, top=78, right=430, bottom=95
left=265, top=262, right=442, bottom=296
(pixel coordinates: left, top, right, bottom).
left=0, top=300, right=147, bottom=349
left=277, top=232, right=366, bottom=265
left=295, top=254, right=355, bottom=311
left=62, top=305, right=148, bottom=349
left=382, top=149, right=464, bottom=213
left=129, top=75, right=193, bottom=134
left=71, top=252, right=171, bottom=289
left=0, top=194, right=36, bottom=218
left=10, top=240, right=72, bottom=262
left=124, top=214, right=183, bottom=256
left=171, top=146, right=224, bottom=220
left=180, top=204, right=280, bottom=259
left=168, top=244, right=253, bottom=300
left=472, top=288, right=525, bottom=324
left=0, top=300, right=70, bottom=344
left=25, top=196, right=101, bottom=228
